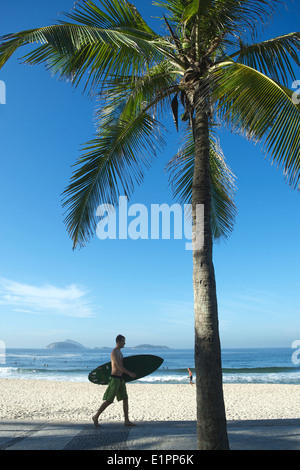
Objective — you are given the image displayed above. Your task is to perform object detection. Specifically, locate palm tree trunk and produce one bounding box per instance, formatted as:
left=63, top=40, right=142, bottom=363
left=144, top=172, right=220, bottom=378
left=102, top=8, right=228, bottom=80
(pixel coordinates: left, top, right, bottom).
left=192, top=96, right=229, bottom=450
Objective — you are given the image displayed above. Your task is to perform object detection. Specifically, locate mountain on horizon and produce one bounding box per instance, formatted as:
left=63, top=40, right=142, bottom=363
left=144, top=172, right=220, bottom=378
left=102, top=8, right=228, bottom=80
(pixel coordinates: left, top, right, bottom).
left=46, top=339, right=86, bottom=350
left=45, top=340, right=170, bottom=350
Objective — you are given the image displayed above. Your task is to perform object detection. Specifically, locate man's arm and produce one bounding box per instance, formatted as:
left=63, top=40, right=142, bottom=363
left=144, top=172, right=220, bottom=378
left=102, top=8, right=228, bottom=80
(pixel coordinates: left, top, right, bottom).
left=111, top=350, right=136, bottom=378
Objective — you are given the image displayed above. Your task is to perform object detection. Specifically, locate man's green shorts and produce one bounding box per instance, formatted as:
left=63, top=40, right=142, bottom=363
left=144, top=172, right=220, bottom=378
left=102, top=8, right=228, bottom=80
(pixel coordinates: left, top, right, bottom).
left=103, top=375, right=128, bottom=403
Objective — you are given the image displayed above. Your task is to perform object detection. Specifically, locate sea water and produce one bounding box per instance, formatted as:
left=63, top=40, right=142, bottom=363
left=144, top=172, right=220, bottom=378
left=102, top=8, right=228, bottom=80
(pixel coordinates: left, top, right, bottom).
left=0, top=347, right=299, bottom=384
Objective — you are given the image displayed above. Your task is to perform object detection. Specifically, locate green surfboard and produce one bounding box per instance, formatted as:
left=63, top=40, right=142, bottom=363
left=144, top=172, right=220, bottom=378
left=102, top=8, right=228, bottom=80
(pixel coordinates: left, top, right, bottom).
left=88, top=354, right=164, bottom=385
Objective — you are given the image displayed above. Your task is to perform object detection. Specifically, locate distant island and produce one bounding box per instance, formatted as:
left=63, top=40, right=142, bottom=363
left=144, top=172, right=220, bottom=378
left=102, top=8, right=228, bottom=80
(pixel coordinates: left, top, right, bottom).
left=46, top=340, right=86, bottom=350
left=45, top=340, right=170, bottom=350
left=131, top=344, right=171, bottom=350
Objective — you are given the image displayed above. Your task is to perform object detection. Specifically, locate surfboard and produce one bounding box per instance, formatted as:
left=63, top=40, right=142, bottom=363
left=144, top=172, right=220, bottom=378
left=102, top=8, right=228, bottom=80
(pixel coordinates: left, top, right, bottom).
left=88, top=354, right=164, bottom=385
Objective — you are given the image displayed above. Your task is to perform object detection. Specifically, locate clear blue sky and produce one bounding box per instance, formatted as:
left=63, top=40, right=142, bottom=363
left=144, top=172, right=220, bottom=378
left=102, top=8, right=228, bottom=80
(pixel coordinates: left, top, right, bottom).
left=0, top=0, right=299, bottom=349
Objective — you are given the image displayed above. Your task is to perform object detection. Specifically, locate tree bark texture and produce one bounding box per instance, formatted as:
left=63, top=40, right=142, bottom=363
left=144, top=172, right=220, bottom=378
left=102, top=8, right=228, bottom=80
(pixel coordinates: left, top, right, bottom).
left=192, top=95, right=229, bottom=450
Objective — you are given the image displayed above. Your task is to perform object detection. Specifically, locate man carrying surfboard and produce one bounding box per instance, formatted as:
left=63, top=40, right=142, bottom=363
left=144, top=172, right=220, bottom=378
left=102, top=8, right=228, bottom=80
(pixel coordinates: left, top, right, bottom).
left=92, top=335, right=137, bottom=427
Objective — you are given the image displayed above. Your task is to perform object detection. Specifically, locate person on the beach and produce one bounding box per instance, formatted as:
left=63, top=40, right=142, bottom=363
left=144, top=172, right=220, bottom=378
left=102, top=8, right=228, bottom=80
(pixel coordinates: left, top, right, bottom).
left=187, top=367, right=194, bottom=386
left=92, top=335, right=136, bottom=427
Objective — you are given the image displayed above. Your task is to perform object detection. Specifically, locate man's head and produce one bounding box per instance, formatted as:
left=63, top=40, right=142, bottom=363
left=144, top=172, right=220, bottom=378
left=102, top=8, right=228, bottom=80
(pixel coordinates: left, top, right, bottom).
left=116, top=334, right=126, bottom=347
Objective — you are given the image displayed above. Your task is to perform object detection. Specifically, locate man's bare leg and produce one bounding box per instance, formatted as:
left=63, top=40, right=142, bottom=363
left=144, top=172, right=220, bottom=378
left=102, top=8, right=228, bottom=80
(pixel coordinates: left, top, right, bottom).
left=123, top=399, right=136, bottom=426
left=92, top=401, right=111, bottom=427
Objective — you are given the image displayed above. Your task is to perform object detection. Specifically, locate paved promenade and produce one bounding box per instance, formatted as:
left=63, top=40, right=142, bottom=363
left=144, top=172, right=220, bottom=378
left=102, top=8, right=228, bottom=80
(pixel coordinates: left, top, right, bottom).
left=1, top=419, right=300, bottom=450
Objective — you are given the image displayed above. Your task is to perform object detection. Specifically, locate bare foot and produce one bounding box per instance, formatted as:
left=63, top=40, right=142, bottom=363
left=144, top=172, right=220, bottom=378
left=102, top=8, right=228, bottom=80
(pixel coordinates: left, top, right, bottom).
left=124, top=421, right=136, bottom=427
left=92, top=416, right=100, bottom=427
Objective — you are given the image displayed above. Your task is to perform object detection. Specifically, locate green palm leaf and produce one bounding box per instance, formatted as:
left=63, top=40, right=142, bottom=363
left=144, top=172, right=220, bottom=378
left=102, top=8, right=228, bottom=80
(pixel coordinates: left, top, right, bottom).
left=0, top=0, right=165, bottom=94
left=230, top=33, right=300, bottom=85
left=62, top=54, right=184, bottom=248
left=211, top=60, right=300, bottom=189
left=96, top=59, right=181, bottom=120
left=62, top=109, right=165, bottom=248
left=166, top=133, right=237, bottom=240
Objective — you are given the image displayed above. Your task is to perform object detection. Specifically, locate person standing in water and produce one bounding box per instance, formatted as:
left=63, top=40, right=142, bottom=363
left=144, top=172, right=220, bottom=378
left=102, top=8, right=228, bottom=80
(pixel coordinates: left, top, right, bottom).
left=92, top=335, right=136, bottom=427
left=187, top=367, right=194, bottom=386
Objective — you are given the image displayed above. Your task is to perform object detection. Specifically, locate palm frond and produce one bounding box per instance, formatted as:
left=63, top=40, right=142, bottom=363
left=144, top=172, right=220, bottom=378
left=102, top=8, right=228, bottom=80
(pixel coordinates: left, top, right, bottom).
left=156, top=0, right=282, bottom=60
left=62, top=52, right=186, bottom=248
left=62, top=0, right=156, bottom=34
left=166, top=132, right=237, bottom=240
left=181, top=0, right=212, bottom=23
left=211, top=60, right=300, bottom=189
left=62, top=109, right=166, bottom=249
left=230, top=32, right=300, bottom=85
left=96, top=59, right=181, bottom=121
left=210, top=137, right=237, bottom=240
left=206, top=0, right=282, bottom=39
left=153, top=0, right=187, bottom=23
left=0, top=0, right=166, bottom=94
left=179, top=0, right=281, bottom=38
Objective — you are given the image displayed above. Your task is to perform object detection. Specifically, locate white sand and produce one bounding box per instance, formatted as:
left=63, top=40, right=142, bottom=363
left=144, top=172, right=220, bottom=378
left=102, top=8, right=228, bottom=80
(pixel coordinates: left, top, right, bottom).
left=0, top=379, right=299, bottom=422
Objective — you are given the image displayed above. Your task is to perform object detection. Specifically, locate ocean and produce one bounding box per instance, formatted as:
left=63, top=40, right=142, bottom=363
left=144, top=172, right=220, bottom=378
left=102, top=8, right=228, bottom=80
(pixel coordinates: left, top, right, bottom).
left=0, top=347, right=299, bottom=385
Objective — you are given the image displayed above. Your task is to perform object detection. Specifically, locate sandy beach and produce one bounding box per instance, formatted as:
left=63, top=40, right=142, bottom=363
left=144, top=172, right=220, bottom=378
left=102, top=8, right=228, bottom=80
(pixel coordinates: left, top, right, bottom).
left=0, top=379, right=299, bottom=423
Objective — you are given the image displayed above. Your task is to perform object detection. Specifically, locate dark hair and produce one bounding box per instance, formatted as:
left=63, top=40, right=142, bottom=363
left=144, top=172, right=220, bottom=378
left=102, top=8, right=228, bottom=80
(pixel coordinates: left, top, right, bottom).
left=116, top=334, right=125, bottom=343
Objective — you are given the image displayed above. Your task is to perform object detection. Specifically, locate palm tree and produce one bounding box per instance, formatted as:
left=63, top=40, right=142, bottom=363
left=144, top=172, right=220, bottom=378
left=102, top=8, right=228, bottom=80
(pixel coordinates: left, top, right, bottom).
left=1, top=0, right=300, bottom=449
